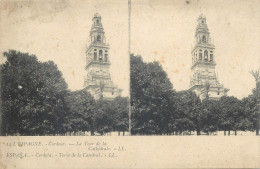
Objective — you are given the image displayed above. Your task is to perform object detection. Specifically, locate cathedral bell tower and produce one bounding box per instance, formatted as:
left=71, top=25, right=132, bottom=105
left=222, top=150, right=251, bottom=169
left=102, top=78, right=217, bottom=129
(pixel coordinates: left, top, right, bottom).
left=84, top=13, right=121, bottom=100
left=189, top=14, right=229, bottom=100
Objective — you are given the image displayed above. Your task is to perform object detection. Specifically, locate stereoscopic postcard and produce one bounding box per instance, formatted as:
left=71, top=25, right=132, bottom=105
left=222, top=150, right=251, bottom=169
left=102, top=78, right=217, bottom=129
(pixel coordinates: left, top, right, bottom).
left=0, top=0, right=259, bottom=168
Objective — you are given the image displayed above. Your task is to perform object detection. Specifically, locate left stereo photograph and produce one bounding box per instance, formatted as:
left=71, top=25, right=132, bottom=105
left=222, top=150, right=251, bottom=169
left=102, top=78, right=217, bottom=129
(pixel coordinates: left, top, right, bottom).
left=0, top=0, right=130, bottom=136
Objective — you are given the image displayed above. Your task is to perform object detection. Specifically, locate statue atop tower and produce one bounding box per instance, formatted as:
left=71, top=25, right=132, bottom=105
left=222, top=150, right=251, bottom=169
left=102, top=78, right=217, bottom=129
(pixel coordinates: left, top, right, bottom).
left=189, top=14, right=229, bottom=100
left=84, top=13, right=122, bottom=100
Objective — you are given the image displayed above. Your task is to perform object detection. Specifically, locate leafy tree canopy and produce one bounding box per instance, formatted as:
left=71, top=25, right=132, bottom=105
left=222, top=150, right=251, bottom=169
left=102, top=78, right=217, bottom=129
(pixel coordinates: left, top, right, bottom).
left=1, top=50, right=68, bottom=135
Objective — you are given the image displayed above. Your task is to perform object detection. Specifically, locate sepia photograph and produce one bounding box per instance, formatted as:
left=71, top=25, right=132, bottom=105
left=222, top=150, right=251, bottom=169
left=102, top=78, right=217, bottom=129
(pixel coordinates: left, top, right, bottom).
left=129, top=0, right=260, bottom=136
left=0, top=0, right=260, bottom=168
left=0, top=0, right=130, bottom=136
left=1, top=0, right=259, bottom=137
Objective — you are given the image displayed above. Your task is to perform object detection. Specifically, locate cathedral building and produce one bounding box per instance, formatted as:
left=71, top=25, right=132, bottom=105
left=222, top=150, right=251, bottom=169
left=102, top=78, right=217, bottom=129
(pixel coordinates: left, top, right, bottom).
left=84, top=13, right=122, bottom=100
left=189, top=14, right=229, bottom=100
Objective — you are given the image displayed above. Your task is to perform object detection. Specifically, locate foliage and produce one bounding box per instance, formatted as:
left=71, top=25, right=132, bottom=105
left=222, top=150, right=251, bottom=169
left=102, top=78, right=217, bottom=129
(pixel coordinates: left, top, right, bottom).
left=203, top=81, right=211, bottom=101
left=1, top=50, right=68, bottom=135
left=250, top=70, right=260, bottom=82
left=130, top=54, right=175, bottom=135
left=249, top=69, right=260, bottom=135
left=218, top=96, right=249, bottom=134
left=0, top=50, right=258, bottom=136
left=201, top=99, right=220, bottom=134
left=111, top=97, right=129, bottom=133
left=172, top=91, right=200, bottom=134
left=93, top=97, right=128, bottom=135
left=243, top=93, right=259, bottom=133
left=65, top=90, right=96, bottom=134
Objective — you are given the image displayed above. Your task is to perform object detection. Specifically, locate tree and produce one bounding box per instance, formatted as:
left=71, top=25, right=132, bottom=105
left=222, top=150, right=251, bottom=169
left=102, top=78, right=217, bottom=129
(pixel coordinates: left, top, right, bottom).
left=130, top=54, right=175, bottom=135
left=65, top=90, right=96, bottom=135
left=249, top=70, right=260, bottom=135
left=111, top=97, right=129, bottom=135
left=172, top=91, right=200, bottom=135
left=218, top=96, right=245, bottom=136
left=1, top=50, right=68, bottom=135
left=243, top=93, right=259, bottom=135
left=89, top=96, right=129, bottom=136
left=201, top=81, right=223, bottom=136
left=94, top=99, right=115, bottom=135
left=204, top=81, right=211, bottom=102
left=201, top=99, right=220, bottom=135
left=98, top=80, right=106, bottom=100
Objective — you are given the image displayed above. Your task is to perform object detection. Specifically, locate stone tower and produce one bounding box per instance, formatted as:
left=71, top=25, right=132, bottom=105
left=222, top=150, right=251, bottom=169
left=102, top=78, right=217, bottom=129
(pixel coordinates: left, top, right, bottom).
left=84, top=13, right=122, bottom=100
left=189, top=14, right=229, bottom=100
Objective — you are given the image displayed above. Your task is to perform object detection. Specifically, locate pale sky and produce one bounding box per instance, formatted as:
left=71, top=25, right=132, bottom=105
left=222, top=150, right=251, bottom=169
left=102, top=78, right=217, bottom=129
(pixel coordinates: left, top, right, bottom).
left=1, top=0, right=260, bottom=99
left=131, top=0, right=260, bottom=99
left=0, top=0, right=129, bottom=96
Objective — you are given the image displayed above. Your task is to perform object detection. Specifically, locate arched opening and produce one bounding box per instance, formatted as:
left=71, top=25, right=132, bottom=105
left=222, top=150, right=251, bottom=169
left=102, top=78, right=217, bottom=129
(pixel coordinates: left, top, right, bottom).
left=199, top=53, right=202, bottom=60
left=104, top=50, right=108, bottom=62
left=204, top=50, right=208, bottom=60
left=199, top=50, right=202, bottom=60
left=202, top=36, right=206, bottom=43
left=94, top=49, right=97, bottom=60
left=99, top=50, right=103, bottom=61
left=210, top=54, right=213, bottom=61
left=97, top=35, right=101, bottom=42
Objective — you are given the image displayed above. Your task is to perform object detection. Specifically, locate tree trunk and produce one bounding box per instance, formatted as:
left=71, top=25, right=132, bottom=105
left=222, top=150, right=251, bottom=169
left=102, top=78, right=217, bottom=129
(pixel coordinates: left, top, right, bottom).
left=228, top=130, right=230, bottom=136
left=118, top=131, right=120, bottom=136
left=256, top=118, right=260, bottom=135
left=235, top=130, right=237, bottom=136
left=256, top=79, right=260, bottom=136
left=197, top=130, right=201, bottom=136
left=224, top=131, right=226, bottom=136
left=123, top=131, right=125, bottom=136
left=91, top=130, right=94, bottom=136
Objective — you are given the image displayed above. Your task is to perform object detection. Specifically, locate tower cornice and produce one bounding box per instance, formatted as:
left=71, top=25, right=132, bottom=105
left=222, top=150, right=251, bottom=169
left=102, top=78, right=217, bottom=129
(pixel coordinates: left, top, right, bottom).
left=191, top=43, right=215, bottom=53
left=191, top=61, right=216, bottom=70
left=195, top=29, right=209, bottom=37
left=86, top=43, right=110, bottom=52
left=85, top=61, right=111, bottom=70
left=90, top=28, right=104, bottom=36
